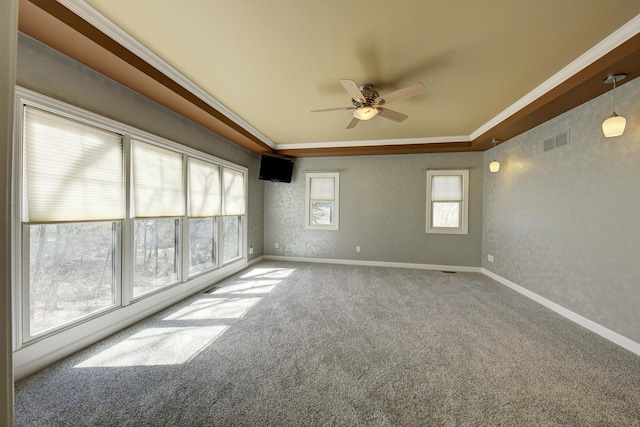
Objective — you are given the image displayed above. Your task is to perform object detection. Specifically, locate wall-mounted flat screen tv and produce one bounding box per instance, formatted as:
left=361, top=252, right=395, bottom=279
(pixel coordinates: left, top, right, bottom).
left=259, top=155, right=294, bottom=183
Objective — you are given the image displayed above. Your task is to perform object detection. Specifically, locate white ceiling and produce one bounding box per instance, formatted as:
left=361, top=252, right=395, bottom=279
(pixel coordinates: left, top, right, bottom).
left=68, top=0, right=640, bottom=151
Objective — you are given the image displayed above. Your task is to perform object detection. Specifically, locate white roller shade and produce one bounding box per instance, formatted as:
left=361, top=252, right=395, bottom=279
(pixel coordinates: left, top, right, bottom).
left=23, top=106, right=124, bottom=222
left=132, top=139, right=185, bottom=217
left=309, top=177, right=335, bottom=201
left=432, top=175, right=462, bottom=201
left=189, top=157, right=221, bottom=217
left=222, top=167, right=245, bottom=215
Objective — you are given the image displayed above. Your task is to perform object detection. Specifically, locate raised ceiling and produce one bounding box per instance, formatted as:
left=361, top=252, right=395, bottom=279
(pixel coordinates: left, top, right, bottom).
left=18, top=0, right=640, bottom=157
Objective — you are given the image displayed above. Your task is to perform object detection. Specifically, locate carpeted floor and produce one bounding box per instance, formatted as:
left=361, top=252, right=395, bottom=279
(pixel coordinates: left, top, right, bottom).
left=14, top=261, right=640, bottom=426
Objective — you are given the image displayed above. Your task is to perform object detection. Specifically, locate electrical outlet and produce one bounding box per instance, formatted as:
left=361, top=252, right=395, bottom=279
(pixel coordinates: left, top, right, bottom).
left=488, top=254, right=494, bottom=262
left=356, top=246, right=361, bottom=253
left=249, top=246, right=253, bottom=255
left=275, top=242, right=279, bottom=249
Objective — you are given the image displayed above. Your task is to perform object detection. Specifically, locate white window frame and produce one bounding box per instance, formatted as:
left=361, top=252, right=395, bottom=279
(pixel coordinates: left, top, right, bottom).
left=305, top=172, right=339, bottom=231
left=426, top=169, right=469, bottom=235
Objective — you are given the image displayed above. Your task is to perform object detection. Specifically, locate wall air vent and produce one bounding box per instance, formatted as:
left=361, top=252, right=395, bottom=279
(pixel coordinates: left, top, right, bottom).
left=543, top=130, right=570, bottom=152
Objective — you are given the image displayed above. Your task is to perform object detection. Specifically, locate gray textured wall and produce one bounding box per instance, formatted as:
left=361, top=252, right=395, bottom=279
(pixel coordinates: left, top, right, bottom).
left=17, top=34, right=264, bottom=260
left=265, top=152, right=484, bottom=267
left=483, top=76, right=640, bottom=343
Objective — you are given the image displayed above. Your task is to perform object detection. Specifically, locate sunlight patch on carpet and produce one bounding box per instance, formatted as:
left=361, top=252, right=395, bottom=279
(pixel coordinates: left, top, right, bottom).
left=163, top=297, right=262, bottom=320
left=74, top=325, right=228, bottom=367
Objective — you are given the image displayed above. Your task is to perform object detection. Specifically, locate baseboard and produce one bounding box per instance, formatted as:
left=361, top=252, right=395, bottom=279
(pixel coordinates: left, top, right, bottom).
left=482, top=268, right=640, bottom=357
left=263, top=255, right=482, bottom=273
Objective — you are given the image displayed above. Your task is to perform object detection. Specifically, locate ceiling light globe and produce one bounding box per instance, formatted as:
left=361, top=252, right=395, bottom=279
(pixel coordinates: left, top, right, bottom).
left=353, top=106, right=380, bottom=121
left=602, top=114, right=626, bottom=138
left=489, top=160, right=500, bottom=173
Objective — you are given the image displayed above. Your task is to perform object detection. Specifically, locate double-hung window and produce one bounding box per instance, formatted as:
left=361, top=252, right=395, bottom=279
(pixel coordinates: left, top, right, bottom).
left=21, top=106, right=124, bottom=338
left=222, top=167, right=245, bottom=263
left=426, top=169, right=469, bottom=234
left=305, top=172, right=339, bottom=230
left=131, top=140, right=185, bottom=297
left=188, top=157, right=221, bottom=276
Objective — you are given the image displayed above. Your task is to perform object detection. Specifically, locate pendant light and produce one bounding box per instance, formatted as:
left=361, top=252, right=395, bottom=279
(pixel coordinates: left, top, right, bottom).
left=602, top=74, right=626, bottom=138
left=489, top=139, right=501, bottom=173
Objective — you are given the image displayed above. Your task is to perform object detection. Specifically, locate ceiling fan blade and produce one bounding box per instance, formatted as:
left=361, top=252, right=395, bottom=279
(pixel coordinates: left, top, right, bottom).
left=378, top=108, right=408, bottom=123
left=345, top=116, right=359, bottom=129
left=339, top=79, right=366, bottom=103
left=375, top=82, right=425, bottom=105
left=311, top=106, right=355, bottom=113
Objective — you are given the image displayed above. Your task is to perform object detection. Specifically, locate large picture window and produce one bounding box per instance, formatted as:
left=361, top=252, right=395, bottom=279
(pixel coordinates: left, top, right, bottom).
left=426, top=169, right=469, bottom=234
left=15, top=89, right=247, bottom=345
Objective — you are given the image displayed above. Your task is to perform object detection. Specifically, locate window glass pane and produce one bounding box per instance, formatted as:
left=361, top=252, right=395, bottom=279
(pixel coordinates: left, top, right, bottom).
left=311, top=201, right=334, bottom=225
left=29, top=222, right=116, bottom=336
left=189, top=217, right=216, bottom=276
left=222, top=216, right=241, bottom=263
left=133, top=218, right=178, bottom=296
left=189, top=158, right=221, bottom=217
left=23, top=106, right=124, bottom=222
left=432, top=202, right=461, bottom=228
left=132, top=140, right=185, bottom=218
left=432, top=175, right=462, bottom=201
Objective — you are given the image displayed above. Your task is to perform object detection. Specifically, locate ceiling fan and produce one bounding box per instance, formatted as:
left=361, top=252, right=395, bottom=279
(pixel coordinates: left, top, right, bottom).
left=312, top=79, right=426, bottom=129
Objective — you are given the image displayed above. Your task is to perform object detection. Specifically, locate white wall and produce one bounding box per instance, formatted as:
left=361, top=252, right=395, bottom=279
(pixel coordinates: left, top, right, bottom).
left=483, top=76, right=640, bottom=343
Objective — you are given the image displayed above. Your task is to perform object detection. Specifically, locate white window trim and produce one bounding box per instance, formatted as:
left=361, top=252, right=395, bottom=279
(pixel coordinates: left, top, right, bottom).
left=305, top=172, right=339, bottom=231
left=426, top=169, right=469, bottom=235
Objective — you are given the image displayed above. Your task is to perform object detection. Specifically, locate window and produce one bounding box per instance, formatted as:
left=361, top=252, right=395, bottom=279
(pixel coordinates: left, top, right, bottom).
left=21, top=106, right=123, bottom=337
left=222, top=167, right=245, bottom=263
left=188, top=158, right=221, bottom=275
left=14, top=88, right=248, bottom=345
left=131, top=140, right=184, bottom=297
left=426, top=169, right=469, bottom=234
left=305, top=172, right=339, bottom=230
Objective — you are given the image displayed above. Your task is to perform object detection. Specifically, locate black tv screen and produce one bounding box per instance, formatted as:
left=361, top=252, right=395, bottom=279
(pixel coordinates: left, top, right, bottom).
left=259, top=155, right=294, bottom=183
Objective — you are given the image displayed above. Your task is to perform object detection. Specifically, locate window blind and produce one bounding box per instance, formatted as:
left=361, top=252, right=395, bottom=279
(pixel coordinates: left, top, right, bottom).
left=222, top=167, right=245, bottom=216
left=431, top=175, right=462, bottom=201
left=132, top=139, right=185, bottom=217
left=309, top=177, right=335, bottom=200
left=23, top=106, right=124, bottom=222
left=189, top=157, right=221, bottom=217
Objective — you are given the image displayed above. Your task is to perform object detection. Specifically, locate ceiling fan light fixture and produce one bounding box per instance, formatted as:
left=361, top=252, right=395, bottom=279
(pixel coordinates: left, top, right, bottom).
left=353, top=106, right=380, bottom=120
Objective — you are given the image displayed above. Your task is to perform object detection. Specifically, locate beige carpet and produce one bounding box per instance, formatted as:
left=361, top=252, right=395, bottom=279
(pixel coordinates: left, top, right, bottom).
left=15, top=261, right=640, bottom=426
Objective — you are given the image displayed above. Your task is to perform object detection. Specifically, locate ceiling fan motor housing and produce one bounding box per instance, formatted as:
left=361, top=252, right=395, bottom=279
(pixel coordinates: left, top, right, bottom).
left=351, top=84, right=380, bottom=108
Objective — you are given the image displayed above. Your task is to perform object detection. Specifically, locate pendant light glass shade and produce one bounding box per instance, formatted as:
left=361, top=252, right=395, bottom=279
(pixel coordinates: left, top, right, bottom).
left=602, top=113, right=626, bottom=138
